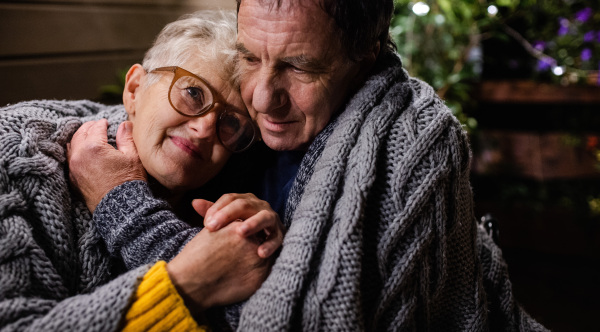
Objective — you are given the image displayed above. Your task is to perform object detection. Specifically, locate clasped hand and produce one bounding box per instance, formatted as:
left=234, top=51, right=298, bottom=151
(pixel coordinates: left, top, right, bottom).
left=67, top=119, right=285, bottom=310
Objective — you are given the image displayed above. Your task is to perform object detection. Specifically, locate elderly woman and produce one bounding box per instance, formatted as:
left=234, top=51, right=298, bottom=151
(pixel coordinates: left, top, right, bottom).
left=0, top=10, right=280, bottom=331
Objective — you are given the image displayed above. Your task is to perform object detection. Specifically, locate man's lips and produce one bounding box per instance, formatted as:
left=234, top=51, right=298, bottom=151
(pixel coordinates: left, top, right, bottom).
left=260, top=118, right=296, bottom=132
left=169, top=136, right=204, bottom=158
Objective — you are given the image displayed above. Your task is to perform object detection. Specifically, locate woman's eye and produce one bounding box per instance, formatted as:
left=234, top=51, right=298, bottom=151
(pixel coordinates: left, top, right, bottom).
left=185, top=87, right=204, bottom=104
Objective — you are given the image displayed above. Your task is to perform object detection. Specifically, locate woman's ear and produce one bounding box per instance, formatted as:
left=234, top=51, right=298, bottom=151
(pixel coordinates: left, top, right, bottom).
left=123, top=64, right=146, bottom=118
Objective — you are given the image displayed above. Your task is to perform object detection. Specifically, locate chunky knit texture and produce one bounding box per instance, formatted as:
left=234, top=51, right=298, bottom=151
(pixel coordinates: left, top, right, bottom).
left=91, top=52, right=548, bottom=331
left=0, top=100, right=150, bottom=331
left=93, top=180, right=199, bottom=270
left=235, top=52, right=548, bottom=331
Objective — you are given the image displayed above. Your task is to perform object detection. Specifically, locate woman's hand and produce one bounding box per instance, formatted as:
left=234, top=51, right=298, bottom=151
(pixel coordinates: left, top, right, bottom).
left=192, top=193, right=285, bottom=259
left=166, top=221, right=271, bottom=314
left=67, top=120, right=146, bottom=212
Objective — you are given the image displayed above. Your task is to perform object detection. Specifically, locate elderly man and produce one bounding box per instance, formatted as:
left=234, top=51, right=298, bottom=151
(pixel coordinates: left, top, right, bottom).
left=69, top=0, right=547, bottom=331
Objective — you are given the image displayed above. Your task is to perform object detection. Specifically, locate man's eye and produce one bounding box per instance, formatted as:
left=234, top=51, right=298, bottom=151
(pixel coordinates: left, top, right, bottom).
left=243, top=56, right=259, bottom=64
left=289, top=64, right=315, bottom=76
left=185, top=87, right=204, bottom=104
left=292, top=66, right=308, bottom=74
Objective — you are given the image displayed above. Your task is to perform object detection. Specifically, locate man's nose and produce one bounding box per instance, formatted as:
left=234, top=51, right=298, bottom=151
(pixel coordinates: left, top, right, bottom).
left=188, top=108, right=219, bottom=139
left=251, top=69, right=287, bottom=114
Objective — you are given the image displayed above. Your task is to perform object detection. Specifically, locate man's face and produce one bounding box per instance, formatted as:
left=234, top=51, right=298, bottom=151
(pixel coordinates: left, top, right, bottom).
left=237, top=0, right=363, bottom=151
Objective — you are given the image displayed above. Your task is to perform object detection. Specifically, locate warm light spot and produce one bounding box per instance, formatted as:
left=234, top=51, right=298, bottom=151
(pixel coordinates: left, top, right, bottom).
left=412, top=2, right=430, bottom=16
left=552, top=66, right=565, bottom=76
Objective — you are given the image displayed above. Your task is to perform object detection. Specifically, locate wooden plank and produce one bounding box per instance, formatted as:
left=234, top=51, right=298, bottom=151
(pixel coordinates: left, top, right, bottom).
left=472, top=130, right=600, bottom=180
left=11, top=0, right=235, bottom=8
left=0, top=54, right=143, bottom=106
left=0, top=4, right=201, bottom=57
left=0, top=1, right=238, bottom=104
left=477, top=80, right=600, bottom=104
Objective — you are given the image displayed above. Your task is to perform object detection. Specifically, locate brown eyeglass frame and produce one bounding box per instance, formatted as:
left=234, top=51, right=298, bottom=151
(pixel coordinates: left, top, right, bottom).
left=148, top=66, right=259, bottom=152
left=149, top=66, right=218, bottom=117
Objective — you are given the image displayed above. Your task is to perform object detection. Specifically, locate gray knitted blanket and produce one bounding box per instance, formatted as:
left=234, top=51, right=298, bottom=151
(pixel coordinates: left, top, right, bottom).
left=80, top=51, right=547, bottom=331
left=236, top=52, right=548, bottom=331
left=0, top=100, right=147, bottom=331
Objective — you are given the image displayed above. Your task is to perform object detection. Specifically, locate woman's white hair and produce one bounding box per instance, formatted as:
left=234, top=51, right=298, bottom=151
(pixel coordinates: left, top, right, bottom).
left=142, top=10, right=239, bottom=88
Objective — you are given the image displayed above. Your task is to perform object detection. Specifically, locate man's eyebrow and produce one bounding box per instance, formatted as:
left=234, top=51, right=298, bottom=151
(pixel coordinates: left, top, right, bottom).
left=281, top=54, right=327, bottom=72
left=236, top=42, right=327, bottom=72
left=236, top=42, right=253, bottom=56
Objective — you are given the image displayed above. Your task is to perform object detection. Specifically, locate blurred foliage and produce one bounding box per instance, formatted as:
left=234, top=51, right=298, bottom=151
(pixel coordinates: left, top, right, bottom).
left=98, top=68, right=129, bottom=105
left=391, top=0, right=500, bottom=132
left=518, top=2, right=600, bottom=85
left=390, top=0, right=600, bottom=132
left=390, top=0, right=600, bottom=219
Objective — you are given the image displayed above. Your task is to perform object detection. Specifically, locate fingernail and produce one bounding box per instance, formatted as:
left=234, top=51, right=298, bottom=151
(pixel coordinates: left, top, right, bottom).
left=259, top=247, right=270, bottom=258
left=205, top=218, right=217, bottom=230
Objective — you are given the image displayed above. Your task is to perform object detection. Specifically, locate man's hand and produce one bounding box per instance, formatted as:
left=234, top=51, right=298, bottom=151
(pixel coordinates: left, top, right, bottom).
left=166, top=221, right=271, bottom=314
left=192, top=194, right=285, bottom=259
left=67, top=119, right=146, bottom=212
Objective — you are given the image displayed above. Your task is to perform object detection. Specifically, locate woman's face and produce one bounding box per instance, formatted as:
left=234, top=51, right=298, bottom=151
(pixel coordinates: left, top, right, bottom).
left=125, top=59, right=246, bottom=194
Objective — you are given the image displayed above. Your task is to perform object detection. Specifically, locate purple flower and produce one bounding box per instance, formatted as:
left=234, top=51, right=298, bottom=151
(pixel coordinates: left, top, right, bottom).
left=558, top=18, right=570, bottom=36
left=558, top=26, right=569, bottom=36
left=575, top=7, right=592, bottom=23
left=597, top=31, right=600, bottom=43
left=533, top=40, right=546, bottom=51
left=584, top=31, right=595, bottom=42
left=581, top=48, right=592, bottom=61
left=537, top=58, right=555, bottom=71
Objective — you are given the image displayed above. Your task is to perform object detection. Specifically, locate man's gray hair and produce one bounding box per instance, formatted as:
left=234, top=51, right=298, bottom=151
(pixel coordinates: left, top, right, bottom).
left=142, top=10, right=239, bottom=88
left=236, top=0, right=395, bottom=61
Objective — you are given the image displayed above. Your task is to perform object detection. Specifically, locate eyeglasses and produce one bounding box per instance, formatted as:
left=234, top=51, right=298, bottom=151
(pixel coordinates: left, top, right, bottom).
left=149, top=66, right=258, bottom=152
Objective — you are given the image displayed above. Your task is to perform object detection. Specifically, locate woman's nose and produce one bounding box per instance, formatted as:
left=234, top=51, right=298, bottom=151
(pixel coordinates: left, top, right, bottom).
left=188, top=108, right=218, bottom=139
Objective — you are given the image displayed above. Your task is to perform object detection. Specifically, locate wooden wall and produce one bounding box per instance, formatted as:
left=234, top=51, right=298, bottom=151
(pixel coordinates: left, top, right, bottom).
left=0, top=0, right=236, bottom=106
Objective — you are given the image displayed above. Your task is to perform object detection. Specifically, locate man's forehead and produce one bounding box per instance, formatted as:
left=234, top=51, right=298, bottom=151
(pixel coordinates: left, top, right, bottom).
left=237, top=0, right=343, bottom=63
left=240, top=0, right=330, bottom=19
left=252, top=0, right=325, bottom=12
left=237, top=0, right=335, bottom=36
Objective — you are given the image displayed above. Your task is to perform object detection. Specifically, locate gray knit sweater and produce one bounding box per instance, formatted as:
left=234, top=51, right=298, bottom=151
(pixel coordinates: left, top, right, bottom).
left=93, top=52, right=548, bottom=331
left=0, top=100, right=149, bottom=331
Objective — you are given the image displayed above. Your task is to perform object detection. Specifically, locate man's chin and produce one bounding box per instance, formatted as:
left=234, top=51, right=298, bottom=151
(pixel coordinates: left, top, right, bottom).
left=261, top=135, right=307, bottom=152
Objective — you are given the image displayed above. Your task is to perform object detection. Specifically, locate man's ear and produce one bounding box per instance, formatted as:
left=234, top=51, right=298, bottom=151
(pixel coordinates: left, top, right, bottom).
left=350, top=41, right=381, bottom=92
left=123, top=64, right=146, bottom=118
left=357, top=41, right=380, bottom=79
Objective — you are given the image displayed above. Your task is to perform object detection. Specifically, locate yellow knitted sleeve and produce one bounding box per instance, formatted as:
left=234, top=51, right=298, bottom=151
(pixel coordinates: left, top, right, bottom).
left=122, top=261, right=209, bottom=332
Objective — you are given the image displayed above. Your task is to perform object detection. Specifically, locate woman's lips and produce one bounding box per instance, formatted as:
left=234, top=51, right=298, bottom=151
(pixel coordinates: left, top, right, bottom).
left=169, top=136, right=203, bottom=158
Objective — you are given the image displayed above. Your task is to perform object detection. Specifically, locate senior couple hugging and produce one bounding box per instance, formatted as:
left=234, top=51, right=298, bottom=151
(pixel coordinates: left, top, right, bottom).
left=0, top=0, right=548, bottom=331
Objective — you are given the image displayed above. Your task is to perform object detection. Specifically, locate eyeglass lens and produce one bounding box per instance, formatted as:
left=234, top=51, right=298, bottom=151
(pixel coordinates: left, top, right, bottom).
left=171, top=75, right=214, bottom=116
left=171, top=75, right=256, bottom=152
left=217, top=111, right=256, bottom=152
